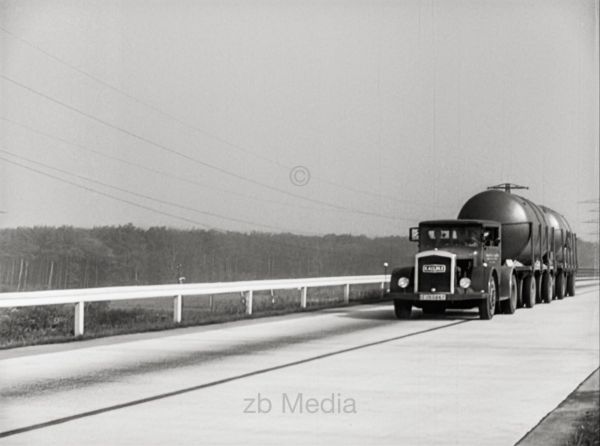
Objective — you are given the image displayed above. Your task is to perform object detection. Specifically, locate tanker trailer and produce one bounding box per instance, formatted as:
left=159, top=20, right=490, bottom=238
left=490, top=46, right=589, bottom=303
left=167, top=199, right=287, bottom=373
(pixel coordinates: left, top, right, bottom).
left=539, top=206, right=578, bottom=298
left=458, top=189, right=577, bottom=306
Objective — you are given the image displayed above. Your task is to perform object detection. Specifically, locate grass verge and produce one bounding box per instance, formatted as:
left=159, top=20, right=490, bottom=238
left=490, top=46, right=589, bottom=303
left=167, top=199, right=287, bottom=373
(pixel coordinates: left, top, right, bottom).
left=0, top=286, right=386, bottom=349
left=566, top=406, right=600, bottom=446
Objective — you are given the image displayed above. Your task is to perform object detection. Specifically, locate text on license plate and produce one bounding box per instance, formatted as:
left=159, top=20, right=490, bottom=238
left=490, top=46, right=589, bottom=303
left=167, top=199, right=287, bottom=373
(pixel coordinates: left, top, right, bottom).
left=420, top=293, right=446, bottom=301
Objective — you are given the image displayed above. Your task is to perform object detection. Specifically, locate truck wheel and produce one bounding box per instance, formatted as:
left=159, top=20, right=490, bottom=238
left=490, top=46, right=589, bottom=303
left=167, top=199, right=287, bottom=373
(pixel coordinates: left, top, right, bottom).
left=566, top=273, right=576, bottom=296
left=422, top=303, right=446, bottom=315
left=516, top=277, right=524, bottom=308
left=555, top=272, right=566, bottom=300
left=535, top=275, right=542, bottom=303
left=394, top=301, right=412, bottom=319
left=522, top=275, right=536, bottom=308
left=541, top=272, right=552, bottom=303
left=479, top=276, right=497, bottom=320
left=501, top=275, right=517, bottom=314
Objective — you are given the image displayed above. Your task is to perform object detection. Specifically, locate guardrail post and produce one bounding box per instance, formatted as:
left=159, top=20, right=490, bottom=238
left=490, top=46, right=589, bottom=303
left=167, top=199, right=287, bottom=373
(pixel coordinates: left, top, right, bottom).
left=173, top=295, right=183, bottom=323
left=244, top=290, right=253, bottom=315
left=301, top=287, right=307, bottom=308
left=74, top=301, right=84, bottom=336
left=344, top=283, right=350, bottom=303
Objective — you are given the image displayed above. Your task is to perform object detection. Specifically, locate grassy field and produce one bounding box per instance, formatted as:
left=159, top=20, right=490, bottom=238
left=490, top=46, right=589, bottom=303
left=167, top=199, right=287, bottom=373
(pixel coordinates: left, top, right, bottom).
left=0, top=284, right=384, bottom=349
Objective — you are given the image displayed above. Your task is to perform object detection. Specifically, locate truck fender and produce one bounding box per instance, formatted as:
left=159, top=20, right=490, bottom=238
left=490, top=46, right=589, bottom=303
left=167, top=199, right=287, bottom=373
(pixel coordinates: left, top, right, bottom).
left=470, top=266, right=489, bottom=293
left=389, top=266, right=415, bottom=292
left=499, top=265, right=516, bottom=300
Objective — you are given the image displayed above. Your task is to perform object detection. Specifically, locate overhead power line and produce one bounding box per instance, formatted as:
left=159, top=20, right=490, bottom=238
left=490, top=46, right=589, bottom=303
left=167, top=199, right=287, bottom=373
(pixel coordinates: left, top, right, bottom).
left=0, top=26, right=281, bottom=166
left=1, top=116, right=359, bottom=216
left=0, top=25, right=446, bottom=210
left=578, top=198, right=600, bottom=204
left=0, top=73, right=411, bottom=222
left=0, top=155, right=215, bottom=229
left=0, top=148, right=322, bottom=235
left=0, top=153, right=404, bottom=257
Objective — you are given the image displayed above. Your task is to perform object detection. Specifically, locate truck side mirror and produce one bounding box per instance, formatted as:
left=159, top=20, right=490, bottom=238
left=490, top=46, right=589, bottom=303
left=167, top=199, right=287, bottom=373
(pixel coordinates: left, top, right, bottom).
left=409, top=227, right=419, bottom=241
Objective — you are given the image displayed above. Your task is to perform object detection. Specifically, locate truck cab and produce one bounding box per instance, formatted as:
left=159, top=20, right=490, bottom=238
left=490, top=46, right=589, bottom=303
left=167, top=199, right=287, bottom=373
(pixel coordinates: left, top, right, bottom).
left=388, top=219, right=517, bottom=320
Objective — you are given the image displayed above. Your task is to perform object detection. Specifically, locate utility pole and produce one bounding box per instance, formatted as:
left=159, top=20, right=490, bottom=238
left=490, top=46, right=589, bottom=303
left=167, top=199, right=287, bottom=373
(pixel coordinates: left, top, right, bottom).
left=382, top=261, right=389, bottom=298
left=578, top=198, right=600, bottom=273
left=176, top=263, right=185, bottom=284
left=173, top=264, right=186, bottom=324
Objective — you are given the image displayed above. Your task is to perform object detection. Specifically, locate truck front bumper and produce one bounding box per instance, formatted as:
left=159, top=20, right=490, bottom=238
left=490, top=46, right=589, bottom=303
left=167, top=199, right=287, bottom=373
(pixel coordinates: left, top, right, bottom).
left=386, top=291, right=489, bottom=302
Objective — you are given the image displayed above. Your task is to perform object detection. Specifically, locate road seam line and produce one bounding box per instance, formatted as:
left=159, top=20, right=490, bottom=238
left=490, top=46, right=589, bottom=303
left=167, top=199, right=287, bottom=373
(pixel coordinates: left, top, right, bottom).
left=0, top=319, right=469, bottom=438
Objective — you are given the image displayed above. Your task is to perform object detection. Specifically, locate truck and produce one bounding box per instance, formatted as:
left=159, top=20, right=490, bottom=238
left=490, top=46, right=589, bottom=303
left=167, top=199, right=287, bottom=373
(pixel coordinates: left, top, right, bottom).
left=387, top=184, right=578, bottom=320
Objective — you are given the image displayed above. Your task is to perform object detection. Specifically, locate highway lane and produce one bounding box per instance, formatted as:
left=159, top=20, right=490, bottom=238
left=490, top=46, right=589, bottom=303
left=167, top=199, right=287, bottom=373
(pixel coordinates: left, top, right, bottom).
left=0, top=283, right=598, bottom=445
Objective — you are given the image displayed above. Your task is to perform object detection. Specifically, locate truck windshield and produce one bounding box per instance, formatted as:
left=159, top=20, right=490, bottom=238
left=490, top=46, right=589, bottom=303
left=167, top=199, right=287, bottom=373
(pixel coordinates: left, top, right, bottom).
left=420, top=226, right=481, bottom=249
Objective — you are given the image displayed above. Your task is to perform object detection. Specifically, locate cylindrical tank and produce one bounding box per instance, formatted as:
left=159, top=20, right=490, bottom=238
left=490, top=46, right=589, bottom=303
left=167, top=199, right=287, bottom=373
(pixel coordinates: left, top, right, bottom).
left=540, top=205, right=573, bottom=263
left=457, top=190, right=551, bottom=264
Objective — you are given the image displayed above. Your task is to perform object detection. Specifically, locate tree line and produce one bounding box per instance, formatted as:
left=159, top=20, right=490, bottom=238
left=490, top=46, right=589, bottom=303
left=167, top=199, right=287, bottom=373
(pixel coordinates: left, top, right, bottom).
left=1, top=224, right=597, bottom=292
left=0, top=225, right=416, bottom=291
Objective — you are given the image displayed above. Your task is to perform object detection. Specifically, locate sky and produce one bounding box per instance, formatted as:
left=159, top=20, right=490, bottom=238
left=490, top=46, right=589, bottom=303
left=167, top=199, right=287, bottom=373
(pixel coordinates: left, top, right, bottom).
left=0, top=0, right=598, bottom=239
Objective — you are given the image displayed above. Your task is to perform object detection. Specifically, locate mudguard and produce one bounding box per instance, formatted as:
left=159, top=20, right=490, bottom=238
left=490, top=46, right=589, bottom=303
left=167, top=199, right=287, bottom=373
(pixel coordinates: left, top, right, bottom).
left=389, top=266, right=415, bottom=293
left=470, top=266, right=489, bottom=293
left=499, top=265, right=516, bottom=300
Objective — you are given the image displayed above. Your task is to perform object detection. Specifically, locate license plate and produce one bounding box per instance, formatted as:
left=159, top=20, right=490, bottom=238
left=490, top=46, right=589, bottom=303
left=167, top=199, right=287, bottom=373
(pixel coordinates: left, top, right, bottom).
left=420, top=293, right=446, bottom=301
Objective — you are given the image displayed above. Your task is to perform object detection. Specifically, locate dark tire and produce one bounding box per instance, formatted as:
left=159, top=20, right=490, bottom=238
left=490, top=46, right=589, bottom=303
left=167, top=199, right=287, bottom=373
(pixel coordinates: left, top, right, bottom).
left=422, top=303, right=446, bottom=315
left=566, top=273, right=576, bottom=296
left=394, top=300, right=412, bottom=319
left=501, top=275, right=518, bottom=314
left=555, top=272, right=566, bottom=300
left=541, top=272, right=552, bottom=303
left=535, top=275, right=542, bottom=303
left=516, top=277, right=524, bottom=308
left=522, top=275, right=536, bottom=308
left=479, top=276, right=497, bottom=320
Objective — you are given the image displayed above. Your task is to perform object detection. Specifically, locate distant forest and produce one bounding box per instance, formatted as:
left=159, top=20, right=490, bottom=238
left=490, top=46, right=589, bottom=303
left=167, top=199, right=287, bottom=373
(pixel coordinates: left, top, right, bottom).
left=0, top=225, right=597, bottom=292
left=0, top=225, right=416, bottom=292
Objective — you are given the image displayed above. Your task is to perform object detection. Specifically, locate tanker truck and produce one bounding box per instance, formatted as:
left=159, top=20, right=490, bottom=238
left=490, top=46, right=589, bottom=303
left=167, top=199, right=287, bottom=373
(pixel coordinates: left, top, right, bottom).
left=387, top=185, right=578, bottom=320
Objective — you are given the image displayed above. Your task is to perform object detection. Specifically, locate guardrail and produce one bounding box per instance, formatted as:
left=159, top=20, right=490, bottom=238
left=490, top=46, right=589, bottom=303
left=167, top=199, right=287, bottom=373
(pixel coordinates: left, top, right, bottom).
left=576, top=268, right=600, bottom=278
left=0, top=275, right=389, bottom=336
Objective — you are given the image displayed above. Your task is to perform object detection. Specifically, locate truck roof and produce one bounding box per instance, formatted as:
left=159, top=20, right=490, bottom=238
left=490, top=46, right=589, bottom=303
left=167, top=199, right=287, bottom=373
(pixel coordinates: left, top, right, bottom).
left=419, top=219, right=500, bottom=227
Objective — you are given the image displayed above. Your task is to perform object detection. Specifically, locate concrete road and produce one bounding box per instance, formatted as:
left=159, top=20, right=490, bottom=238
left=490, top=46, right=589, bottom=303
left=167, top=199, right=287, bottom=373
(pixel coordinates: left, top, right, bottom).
left=1, top=283, right=598, bottom=445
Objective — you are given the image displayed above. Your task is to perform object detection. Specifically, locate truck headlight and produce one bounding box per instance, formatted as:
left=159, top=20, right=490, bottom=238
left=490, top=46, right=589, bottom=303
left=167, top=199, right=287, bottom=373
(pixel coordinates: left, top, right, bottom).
left=398, top=277, right=410, bottom=288
left=459, top=277, right=471, bottom=289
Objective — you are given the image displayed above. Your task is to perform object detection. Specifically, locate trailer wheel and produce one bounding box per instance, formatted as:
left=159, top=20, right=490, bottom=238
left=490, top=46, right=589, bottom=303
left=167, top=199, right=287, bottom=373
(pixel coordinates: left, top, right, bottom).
left=555, top=272, right=566, bottom=300
left=501, top=275, right=517, bottom=314
left=522, top=275, right=536, bottom=308
left=394, top=301, right=412, bottom=319
left=566, top=273, right=576, bottom=296
left=535, top=275, right=542, bottom=303
left=479, top=276, right=496, bottom=320
left=541, top=272, right=552, bottom=303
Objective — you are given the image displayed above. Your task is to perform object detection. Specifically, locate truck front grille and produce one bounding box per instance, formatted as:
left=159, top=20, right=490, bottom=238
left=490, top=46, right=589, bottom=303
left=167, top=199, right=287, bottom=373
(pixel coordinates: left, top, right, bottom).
left=417, top=255, right=453, bottom=293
